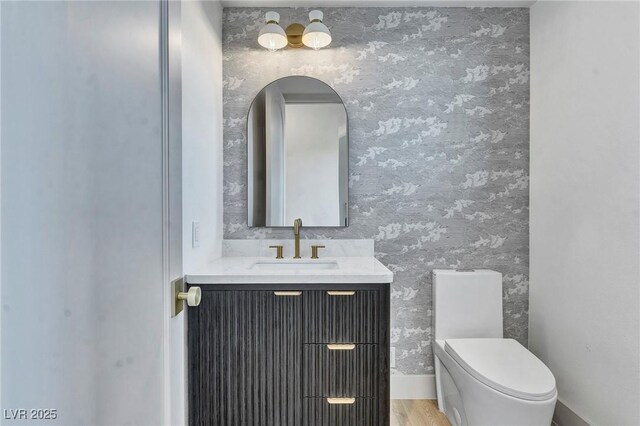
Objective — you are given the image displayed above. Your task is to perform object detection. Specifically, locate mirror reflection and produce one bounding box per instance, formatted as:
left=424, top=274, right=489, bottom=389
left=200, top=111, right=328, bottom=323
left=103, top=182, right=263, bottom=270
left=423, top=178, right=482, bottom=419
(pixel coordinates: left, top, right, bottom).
left=247, top=76, right=348, bottom=227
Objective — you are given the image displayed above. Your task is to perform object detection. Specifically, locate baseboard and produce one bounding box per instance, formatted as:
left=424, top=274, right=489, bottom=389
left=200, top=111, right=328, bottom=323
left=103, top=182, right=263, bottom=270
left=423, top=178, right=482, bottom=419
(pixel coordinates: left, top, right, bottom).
left=552, top=399, right=590, bottom=426
left=390, top=374, right=436, bottom=399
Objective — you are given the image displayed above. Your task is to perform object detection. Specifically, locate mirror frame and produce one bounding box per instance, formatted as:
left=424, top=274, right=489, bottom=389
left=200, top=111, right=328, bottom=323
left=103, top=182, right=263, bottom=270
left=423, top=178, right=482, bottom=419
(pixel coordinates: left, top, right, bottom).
left=246, top=75, right=349, bottom=228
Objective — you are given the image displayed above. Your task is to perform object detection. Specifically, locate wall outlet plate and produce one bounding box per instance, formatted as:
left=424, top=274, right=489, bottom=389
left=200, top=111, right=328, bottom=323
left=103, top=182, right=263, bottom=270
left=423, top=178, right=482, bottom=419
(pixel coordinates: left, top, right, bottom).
left=172, top=277, right=185, bottom=317
left=390, top=347, right=396, bottom=368
left=192, top=221, right=201, bottom=248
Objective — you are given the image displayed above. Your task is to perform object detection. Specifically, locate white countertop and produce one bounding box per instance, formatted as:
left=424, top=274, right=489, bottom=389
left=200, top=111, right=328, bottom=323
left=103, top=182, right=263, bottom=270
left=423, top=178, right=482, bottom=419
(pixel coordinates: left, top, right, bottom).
left=186, top=256, right=394, bottom=284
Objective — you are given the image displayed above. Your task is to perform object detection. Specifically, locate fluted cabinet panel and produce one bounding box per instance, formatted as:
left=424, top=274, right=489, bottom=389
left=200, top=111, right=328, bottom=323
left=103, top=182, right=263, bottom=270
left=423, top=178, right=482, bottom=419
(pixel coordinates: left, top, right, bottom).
left=188, top=284, right=389, bottom=426
left=188, top=290, right=302, bottom=426
left=304, top=344, right=378, bottom=397
left=303, top=290, right=380, bottom=343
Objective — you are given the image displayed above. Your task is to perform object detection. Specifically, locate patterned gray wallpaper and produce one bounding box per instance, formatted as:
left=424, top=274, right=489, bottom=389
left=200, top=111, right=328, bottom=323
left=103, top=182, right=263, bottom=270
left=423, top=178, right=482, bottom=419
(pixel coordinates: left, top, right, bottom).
left=223, top=7, right=530, bottom=376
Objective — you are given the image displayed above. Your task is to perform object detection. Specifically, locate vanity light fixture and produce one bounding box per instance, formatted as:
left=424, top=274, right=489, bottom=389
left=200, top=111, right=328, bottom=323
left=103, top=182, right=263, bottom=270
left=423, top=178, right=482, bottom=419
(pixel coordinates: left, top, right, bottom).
left=258, top=10, right=331, bottom=51
left=257, top=11, right=288, bottom=52
left=302, top=10, right=332, bottom=50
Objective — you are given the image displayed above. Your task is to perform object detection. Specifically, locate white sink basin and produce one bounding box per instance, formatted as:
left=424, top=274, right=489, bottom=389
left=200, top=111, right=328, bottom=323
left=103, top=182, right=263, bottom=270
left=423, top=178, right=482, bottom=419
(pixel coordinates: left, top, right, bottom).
left=250, top=260, right=339, bottom=271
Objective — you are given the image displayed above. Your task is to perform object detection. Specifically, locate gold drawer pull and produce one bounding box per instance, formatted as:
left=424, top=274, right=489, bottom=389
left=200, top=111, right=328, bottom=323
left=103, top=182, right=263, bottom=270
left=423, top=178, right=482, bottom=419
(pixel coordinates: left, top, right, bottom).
left=327, top=344, right=355, bottom=350
left=327, top=290, right=355, bottom=296
left=273, top=291, right=302, bottom=296
left=327, top=398, right=355, bottom=405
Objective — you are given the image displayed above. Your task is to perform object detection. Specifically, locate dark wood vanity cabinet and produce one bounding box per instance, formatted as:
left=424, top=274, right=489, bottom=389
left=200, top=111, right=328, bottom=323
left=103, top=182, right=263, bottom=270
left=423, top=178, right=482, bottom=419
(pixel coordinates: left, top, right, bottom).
left=188, top=289, right=303, bottom=425
left=188, top=284, right=390, bottom=426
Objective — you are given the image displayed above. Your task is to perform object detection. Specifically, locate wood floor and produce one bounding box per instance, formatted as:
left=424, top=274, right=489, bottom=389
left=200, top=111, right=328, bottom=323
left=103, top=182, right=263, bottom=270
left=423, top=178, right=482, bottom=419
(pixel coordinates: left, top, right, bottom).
left=391, top=399, right=451, bottom=426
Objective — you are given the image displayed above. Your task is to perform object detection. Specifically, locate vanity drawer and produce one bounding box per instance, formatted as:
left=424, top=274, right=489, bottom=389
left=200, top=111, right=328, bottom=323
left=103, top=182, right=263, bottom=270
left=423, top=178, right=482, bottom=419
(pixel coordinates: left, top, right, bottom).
left=303, top=398, right=383, bottom=426
left=304, top=344, right=378, bottom=397
left=303, top=289, right=381, bottom=343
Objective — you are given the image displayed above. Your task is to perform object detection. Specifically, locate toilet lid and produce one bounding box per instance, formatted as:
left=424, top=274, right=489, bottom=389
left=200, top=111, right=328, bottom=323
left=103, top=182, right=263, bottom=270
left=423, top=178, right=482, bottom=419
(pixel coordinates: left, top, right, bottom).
left=444, top=338, right=557, bottom=401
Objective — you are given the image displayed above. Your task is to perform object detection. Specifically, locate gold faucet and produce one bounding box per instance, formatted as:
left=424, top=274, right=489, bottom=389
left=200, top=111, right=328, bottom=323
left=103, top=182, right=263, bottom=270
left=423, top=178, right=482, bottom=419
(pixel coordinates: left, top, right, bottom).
left=293, top=218, right=302, bottom=259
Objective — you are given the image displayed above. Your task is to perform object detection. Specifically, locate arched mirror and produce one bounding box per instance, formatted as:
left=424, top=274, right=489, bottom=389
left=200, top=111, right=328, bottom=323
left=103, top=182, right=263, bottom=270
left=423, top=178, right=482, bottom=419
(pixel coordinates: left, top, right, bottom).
left=247, top=76, right=348, bottom=227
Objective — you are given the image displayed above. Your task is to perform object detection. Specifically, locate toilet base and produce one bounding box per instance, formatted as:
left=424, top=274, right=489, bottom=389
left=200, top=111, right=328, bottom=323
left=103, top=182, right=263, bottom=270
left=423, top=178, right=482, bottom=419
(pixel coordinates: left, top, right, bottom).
left=433, top=341, right=557, bottom=426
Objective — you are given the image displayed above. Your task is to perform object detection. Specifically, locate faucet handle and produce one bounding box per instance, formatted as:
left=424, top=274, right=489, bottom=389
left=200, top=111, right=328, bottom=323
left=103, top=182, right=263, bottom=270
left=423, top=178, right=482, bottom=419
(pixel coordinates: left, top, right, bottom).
left=269, top=245, right=284, bottom=259
left=311, top=245, right=326, bottom=259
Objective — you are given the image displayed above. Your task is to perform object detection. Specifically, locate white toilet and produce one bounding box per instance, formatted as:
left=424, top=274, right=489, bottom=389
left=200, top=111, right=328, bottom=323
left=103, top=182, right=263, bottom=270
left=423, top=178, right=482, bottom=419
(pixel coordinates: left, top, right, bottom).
left=432, top=269, right=557, bottom=426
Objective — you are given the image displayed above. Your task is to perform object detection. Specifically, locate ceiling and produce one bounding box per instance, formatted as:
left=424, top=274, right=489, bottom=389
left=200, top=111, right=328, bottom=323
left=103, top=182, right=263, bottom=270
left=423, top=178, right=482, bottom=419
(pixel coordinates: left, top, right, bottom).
left=221, top=0, right=535, bottom=7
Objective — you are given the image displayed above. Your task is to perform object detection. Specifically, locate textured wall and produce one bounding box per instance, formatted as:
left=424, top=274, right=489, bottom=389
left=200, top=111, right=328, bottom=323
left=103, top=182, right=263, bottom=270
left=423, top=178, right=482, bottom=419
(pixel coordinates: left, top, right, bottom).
left=223, top=7, right=529, bottom=375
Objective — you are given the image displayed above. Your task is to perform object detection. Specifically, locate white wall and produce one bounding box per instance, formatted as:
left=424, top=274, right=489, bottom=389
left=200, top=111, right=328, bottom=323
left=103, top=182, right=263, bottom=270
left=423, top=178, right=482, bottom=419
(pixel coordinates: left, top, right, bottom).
left=284, top=103, right=344, bottom=225
left=530, top=2, right=640, bottom=425
left=179, top=1, right=223, bottom=424
left=265, top=86, right=286, bottom=225
left=182, top=0, right=224, bottom=273
left=1, top=2, right=179, bottom=424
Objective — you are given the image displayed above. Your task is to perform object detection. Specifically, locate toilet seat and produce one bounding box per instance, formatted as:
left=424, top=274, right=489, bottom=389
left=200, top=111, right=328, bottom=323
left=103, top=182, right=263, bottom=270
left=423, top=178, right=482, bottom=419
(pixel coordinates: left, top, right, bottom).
left=444, top=338, right=557, bottom=401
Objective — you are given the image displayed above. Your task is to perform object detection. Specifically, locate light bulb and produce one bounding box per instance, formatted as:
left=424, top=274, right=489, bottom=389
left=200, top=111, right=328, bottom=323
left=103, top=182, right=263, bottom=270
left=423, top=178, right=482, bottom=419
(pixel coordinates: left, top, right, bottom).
left=310, top=35, right=320, bottom=50
left=302, top=10, right=332, bottom=50
left=262, top=34, right=280, bottom=52
left=258, top=12, right=288, bottom=51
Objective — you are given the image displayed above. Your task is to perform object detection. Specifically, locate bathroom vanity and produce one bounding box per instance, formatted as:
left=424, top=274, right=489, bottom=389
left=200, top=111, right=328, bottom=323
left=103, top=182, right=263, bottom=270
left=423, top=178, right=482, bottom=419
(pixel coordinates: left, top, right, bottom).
left=185, top=78, right=393, bottom=425
left=186, top=247, right=392, bottom=426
